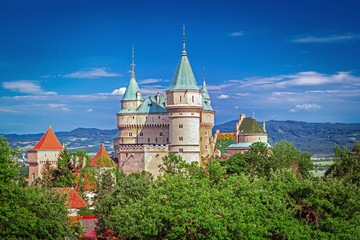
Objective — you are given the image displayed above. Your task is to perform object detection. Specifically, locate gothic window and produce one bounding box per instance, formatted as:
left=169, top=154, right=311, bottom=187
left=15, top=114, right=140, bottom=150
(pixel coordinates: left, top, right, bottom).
left=179, top=148, right=183, bottom=153
left=179, top=124, right=183, bottom=128
left=159, top=132, right=163, bottom=136
left=129, top=132, right=133, bottom=136
left=179, top=137, right=183, bottom=141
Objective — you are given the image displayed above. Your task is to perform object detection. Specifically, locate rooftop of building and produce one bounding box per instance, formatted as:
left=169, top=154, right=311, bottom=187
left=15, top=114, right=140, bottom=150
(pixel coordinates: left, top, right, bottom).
left=32, top=126, right=63, bottom=150
left=239, top=118, right=266, bottom=134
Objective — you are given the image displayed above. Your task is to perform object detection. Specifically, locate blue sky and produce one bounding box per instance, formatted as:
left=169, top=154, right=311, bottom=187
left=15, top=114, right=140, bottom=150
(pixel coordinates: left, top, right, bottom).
left=1, top=0, right=360, bottom=134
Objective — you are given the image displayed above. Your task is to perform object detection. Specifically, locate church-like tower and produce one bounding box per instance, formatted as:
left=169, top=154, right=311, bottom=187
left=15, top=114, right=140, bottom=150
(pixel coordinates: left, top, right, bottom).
left=165, top=26, right=203, bottom=163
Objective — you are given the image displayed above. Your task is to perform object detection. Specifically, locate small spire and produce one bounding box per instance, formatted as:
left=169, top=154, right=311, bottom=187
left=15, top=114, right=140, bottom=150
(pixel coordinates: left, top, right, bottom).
left=182, top=24, right=186, bottom=55
left=203, top=67, right=205, bottom=82
left=252, top=110, right=255, bottom=119
left=131, top=45, right=135, bottom=76
left=49, top=119, right=52, bottom=128
left=101, top=135, right=104, bottom=144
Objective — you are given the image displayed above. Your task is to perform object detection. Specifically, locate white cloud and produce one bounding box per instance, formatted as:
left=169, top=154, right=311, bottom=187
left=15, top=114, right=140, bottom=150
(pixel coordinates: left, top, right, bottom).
left=234, top=106, right=239, bottom=109
left=218, top=94, right=229, bottom=99
left=229, top=31, right=244, bottom=37
left=0, top=107, right=18, bottom=113
left=290, top=104, right=321, bottom=112
left=48, top=103, right=70, bottom=111
left=87, top=108, right=93, bottom=112
left=138, top=78, right=165, bottom=84
left=63, top=68, right=122, bottom=79
left=292, top=33, right=360, bottom=43
left=111, top=87, right=126, bottom=95
left=2, top=80, right=57, bottom=95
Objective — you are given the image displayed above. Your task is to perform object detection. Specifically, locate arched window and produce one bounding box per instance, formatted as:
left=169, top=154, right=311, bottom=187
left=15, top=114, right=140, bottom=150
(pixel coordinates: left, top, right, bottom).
left=148, top=138, right=150, bottom=143
left=192, top=96, right=194, bottom=103
left=180, top=96, right=182, bottom=102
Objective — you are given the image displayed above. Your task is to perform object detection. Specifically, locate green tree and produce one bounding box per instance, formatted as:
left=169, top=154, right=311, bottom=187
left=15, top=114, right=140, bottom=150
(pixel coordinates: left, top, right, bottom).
left=0, top=136, right=82, bottom=239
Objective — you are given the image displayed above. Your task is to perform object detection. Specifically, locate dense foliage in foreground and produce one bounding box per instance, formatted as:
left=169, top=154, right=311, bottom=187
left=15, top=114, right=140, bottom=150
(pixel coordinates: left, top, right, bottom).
left=95, top=141, right=360, bottom=239
left=0, top=136, right=82, bottom=240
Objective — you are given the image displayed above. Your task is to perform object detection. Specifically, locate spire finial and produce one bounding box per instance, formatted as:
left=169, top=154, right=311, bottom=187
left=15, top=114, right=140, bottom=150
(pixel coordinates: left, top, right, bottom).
left=131, top=44, right=135, bottom=76
left=49, top=119, right=51, bottom=128
left=252, top=110, right=255, bottom=119
left=101, top=135, right=104, bottom=144
left=182, top=24, right=186, bottom=52
left=203, top=67, right=206, bottom=82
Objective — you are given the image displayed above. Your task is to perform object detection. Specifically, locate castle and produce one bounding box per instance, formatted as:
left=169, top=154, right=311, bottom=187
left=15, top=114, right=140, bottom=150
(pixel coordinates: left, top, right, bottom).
left=113, top=27, right=215, bottom=176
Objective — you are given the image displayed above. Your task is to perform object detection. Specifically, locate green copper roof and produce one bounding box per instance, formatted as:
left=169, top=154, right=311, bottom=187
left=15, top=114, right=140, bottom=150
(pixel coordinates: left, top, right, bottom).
left=202, top=79, right=210, bottom=100
left=119, top=94, right=167, bottom=114
left=202, top=98, right=214, bottom=112
left=122, top=74, right=143, bottom=101
left=168, top=51, right=199, bottom=91
left=239, top=118, right=266, bottom=134
left=227, top=142, right=271, bottom=149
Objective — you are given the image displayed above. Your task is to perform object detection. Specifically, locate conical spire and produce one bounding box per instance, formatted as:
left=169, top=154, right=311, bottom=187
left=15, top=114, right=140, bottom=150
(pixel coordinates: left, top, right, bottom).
left=122, top=46, right=143, bottom=101
left=202, top=68, right=210, bottom=100
left=168, top=25, right=199, bottom=91
left=33, top=127, right=63, bottom=150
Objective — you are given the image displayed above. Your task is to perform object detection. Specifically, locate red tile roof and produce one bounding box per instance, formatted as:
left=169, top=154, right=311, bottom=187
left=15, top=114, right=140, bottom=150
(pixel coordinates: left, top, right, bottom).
left=33, top=127, right=63, bottom=150
left=91, top=144, right=116, bottom=167
left=53, top=188, right=87, bottom=209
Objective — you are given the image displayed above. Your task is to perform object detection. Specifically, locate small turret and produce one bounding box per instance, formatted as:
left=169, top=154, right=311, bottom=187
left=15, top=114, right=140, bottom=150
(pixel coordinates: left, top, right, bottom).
left=263, top=121, right=266, bottom=133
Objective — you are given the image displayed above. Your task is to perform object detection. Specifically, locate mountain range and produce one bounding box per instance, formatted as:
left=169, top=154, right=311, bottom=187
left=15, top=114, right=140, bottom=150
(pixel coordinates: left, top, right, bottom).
left=3, top=120, right=360, bottom=157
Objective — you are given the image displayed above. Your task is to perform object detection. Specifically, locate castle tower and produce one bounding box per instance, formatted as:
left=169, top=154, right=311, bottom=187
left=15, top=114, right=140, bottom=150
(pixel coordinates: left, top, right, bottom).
left=28, top=126, right=63, bottom=185
left=165, top=25, right=203, bottom=163
left=200, top=72, right=215, bottom=160
left=121, top=46, right=144, bottom=110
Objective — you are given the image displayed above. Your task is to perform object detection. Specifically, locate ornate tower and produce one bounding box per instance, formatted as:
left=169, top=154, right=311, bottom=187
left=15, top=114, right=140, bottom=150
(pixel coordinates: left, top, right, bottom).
left=121, top=46, right=144, bottom=110
left=165, top=25, right=203, bottom=163
left=200, top=71, right=215, bottom=159
left=28, top=126, right=63, bottom=185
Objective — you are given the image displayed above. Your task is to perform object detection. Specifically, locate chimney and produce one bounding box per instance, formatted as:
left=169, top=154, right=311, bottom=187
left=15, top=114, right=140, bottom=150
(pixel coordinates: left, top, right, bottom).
left=263, top=121, right=266, bottom=133
left=157, top=92, right=160, bottom=104
left=240, top=114, right=246, bottom=121
left=136, top=91, right=141, bottom=101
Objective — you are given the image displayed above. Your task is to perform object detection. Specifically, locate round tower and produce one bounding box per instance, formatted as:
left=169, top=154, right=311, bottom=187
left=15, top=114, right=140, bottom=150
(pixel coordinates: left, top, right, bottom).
left=165, top=25, right=202, bottom=164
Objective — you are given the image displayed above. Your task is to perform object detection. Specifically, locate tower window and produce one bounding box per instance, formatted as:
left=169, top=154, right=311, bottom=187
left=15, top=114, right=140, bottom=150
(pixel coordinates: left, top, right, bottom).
left=192, top=96, right=194, bottom=103
left=180, top=96, right=182, bottom=102
left=179, top=148, right=183, bottom=153
left=32, top=173, right=35, bottom=181
left=179, top=124, right=183, bottom=128
left=156, top=138, right=158, bottom=143
left=140, top=132, right=144, bottom=136
left=200, top=137, right=202, bottom=142
left=205, top=145, right=208, bottom=150
left=148, top=138, right=150, bottom=143
left=159, top=132, right=163, bottom=136
left=129, top=132, right=133, bottom=136
left=179, top=137, right=183, bottom=141
left=167, top=138, right=169, bottom=142
left=158, top=116, right=160, bottom=119
left=205, top=131, right=208, bottom=136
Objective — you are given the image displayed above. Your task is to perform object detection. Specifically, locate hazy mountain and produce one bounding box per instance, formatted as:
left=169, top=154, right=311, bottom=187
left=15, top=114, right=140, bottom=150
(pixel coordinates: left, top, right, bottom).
left=2, top=120, right=360, bottom=157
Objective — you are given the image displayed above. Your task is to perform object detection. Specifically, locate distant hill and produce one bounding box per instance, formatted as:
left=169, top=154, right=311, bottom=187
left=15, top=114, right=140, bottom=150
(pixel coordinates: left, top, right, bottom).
left=213, top=120, right=360, bottom=156
left=2, top=120, right=360, bottom=157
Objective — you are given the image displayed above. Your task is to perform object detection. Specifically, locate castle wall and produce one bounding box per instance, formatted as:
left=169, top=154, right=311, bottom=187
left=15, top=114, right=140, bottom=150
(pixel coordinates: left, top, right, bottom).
left=200, top=111, right=215, bottom=161
left=238, top=134, right=268, bottom=143
left=28, top=149, right=61, bottom=185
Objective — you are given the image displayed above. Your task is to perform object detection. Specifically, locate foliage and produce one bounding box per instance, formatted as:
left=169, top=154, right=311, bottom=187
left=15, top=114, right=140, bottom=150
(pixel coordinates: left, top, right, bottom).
left=94, top=142, right=360, bottom=239
left=222, top=141, right=313, bottom=180
left=18, top=165, right=29, bottom=178
left=325, top=141, right=360, bottom=185
left=215, top=138, right=234, bottom=155
left=0, top=136, right=82, bottom=239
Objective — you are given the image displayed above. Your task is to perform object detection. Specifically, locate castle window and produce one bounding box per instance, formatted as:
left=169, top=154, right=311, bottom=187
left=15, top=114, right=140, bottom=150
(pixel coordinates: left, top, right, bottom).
left=32, top=173, right=35, bottom=181
left=205, top=145, right=208, bottom=150
left=180, top=96, right=182, bottom=102
left=159, top=132, right=163, bottom=136
left=148, top=138, right=150, bottom=143
left=140, top=132, right=143, bottom=136
left=179, top=124, right=183, bottom=128
left=158, top=116, right=160, bottom=119
left=191, top=113, right=194, bottom=116
left=179, top=148, right=183, bottom=153
left=179, top=113, right=182, bottom=115
left=156, top=138, right=158, bottom=143
left=133, top=116, right=135, bottom=119
left=200, top=137, right=202, bottom=142
left=45, top=154, right=46, bottom=157
left=205, top=131, right=208, bottom=136
left=192, top=96, right=194, bottom=103
left=167, top=138, right=169, bottom=142
left=126, top=153, right=128, bottom=157
left=179, top=137, right=183, bottom=141
left=129, top=132, right=133, bottom=136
